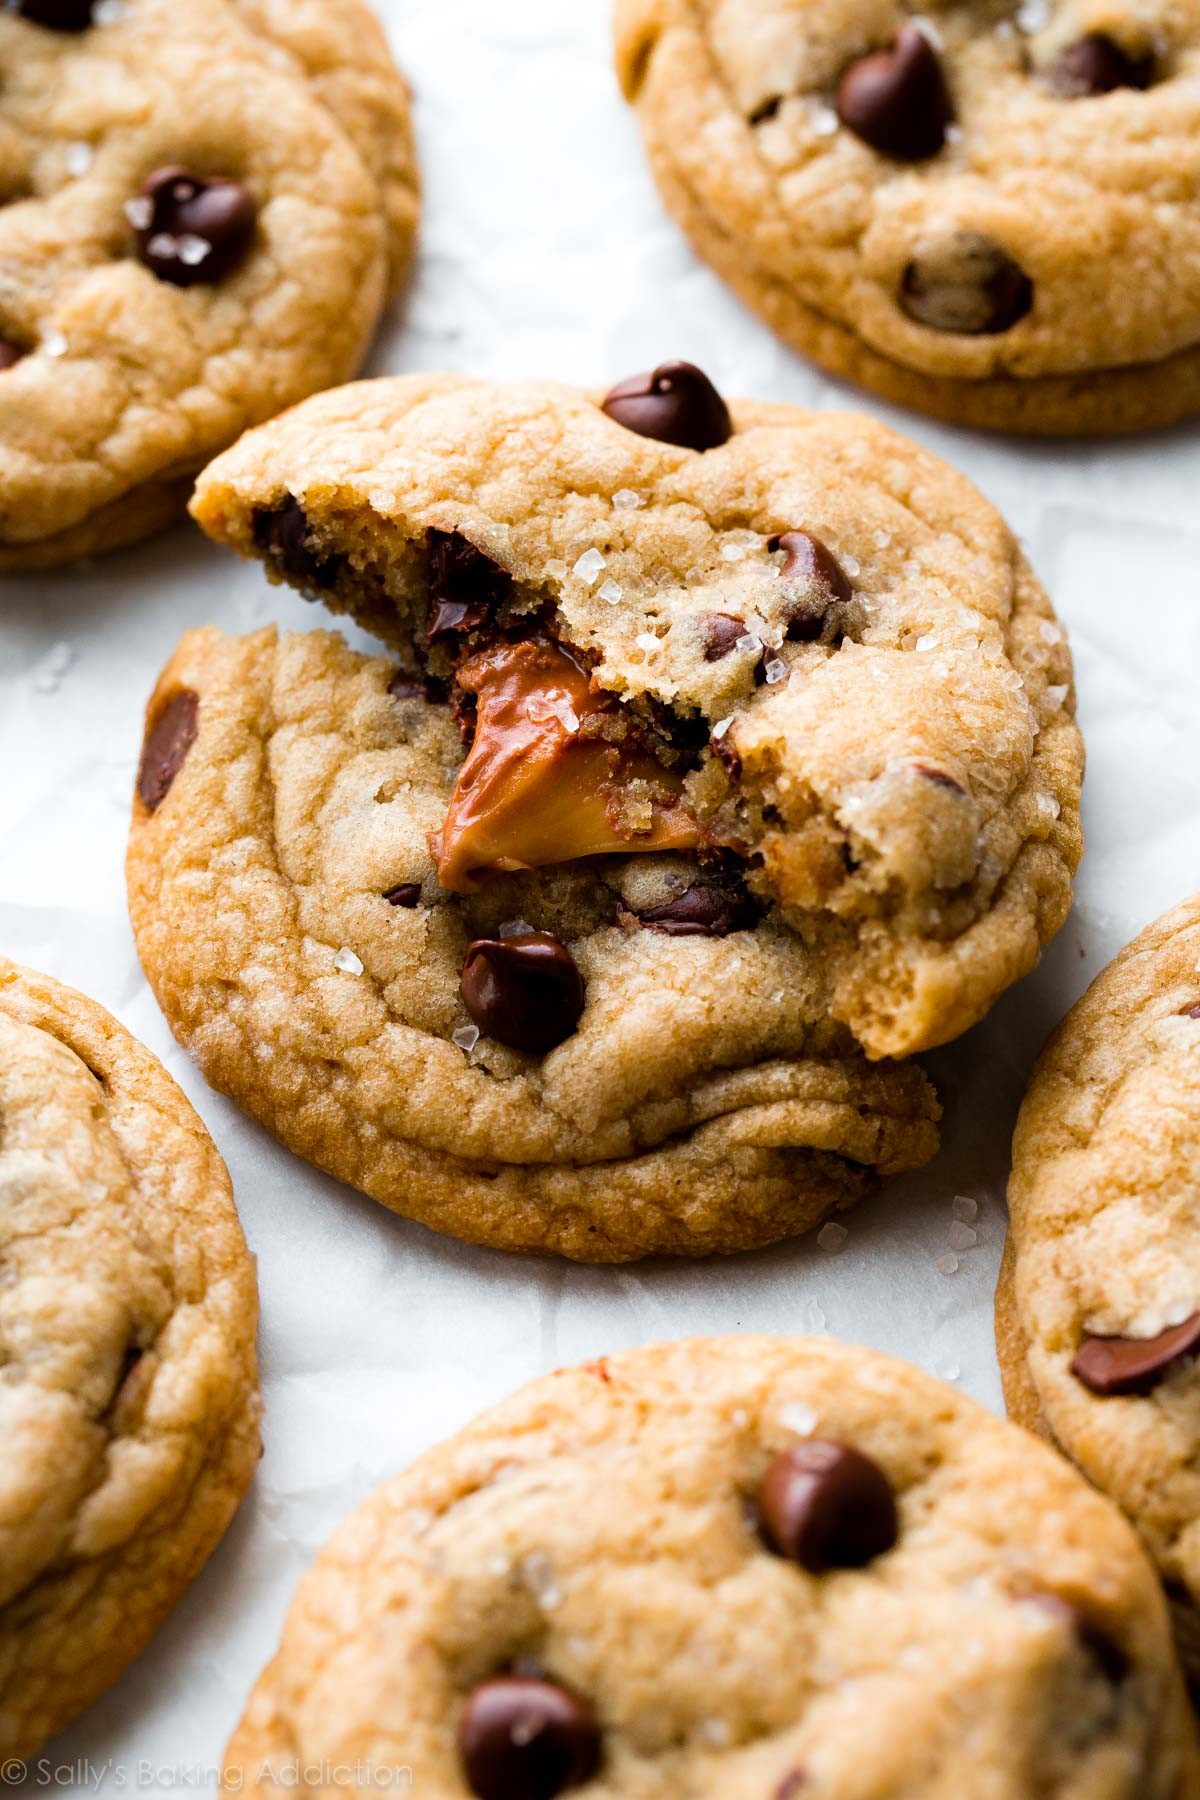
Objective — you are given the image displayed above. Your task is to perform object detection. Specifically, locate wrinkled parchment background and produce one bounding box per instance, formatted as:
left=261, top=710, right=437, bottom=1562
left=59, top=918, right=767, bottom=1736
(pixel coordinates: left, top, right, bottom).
left=3, top=0, right=1200, bottom=1788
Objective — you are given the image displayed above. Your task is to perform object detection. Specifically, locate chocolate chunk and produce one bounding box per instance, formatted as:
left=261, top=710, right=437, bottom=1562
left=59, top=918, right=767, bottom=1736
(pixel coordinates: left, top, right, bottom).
left=460, top=932, right=585, bottom=1053
left=427, top=530, right=511, bottom=643
left=11, top=0, right=95, bottom=27
left=137, top=689, right=199, bottom=813
left=759, top=1440, right=898, bottom=1573
left=1049, top=34, right=1154, bottom=97
left=1071, top=1313, right=1200, bottom=1397
left=458, top=1677, right=601, bottom=1800
left=0, top=341, right=25, bottom=372
left=836, top=23, right=953, bottom=161
left=252, top=496, right=344, bottom=591
left=770, top=530, right=854, bottom=641
left=629, top=878, right=758, bottom=937
left=132, top=166, right=257, bottom=288
left=384, top=884, right=422, bottom=908
left=900, top=234, right=1033, bottom=335
left=601, top=361, right=732, bottom=452
left=701, top=612, right=751, bottom=661
left=1025, top=1595, right=1129, bottom=1686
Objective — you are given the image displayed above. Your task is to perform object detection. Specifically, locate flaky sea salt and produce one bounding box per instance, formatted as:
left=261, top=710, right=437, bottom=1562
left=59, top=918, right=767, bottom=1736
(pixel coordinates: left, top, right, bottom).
left=736, top=633, right=760, bottom=654
left=817, top=1221, right=848, bottom=1253
left=721, top=542, right=747, bottom=563
left=93, top=0, right=125, bottom=20
left=612, top=488, right=642, bottom=511
left=124, top=196, right=154, bottom=230
left=65, top=142, right=93, bottom=177
left=948, top=1222, right=978, bottom=1251
left=841, top=553, right=861, bottom=578
left=712, top=716, right=734, bottom=740
left=333, top=947, right=364, bottom=976
left=779, top=1402, right=818, bottom=1436
left=937, top=1252, right=960, bottom=1277
left=873, top=529, right=891, bottom=549
left=764, top=658, right=787, bottom=685
left=598, top=578, right=623, bottom=606
left=635, top=632, right=660, bottom=652
left=520, top=1551, right=563, bottom=1611
left=452, top=1025, right=480, bottom=1054
left=41, top=329, right=68, bottom=358
left=1036, top=792, right=1061, bottom=823
left=809, top=102, right=839, bottom=136
left=573, top=548, right=606, bottom=585
left=1044, top=684, right=1069, bottom=711
left=953, top=1194, right=979, bottom=1223
left=176, top=233, right=211, bottom=267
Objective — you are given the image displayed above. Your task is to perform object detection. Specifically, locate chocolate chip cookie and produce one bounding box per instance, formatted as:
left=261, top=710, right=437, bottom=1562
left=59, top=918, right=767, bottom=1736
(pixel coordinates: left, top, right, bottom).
left=616, top=0, right=1200, bottom=435
left=0, top=0, right=417, bottom=571
left=221, top=1335, right=1199, bottom=1797
left=997, top=897, right=1200, bottom=1681
left=0, top=957, right=260, bottom=1758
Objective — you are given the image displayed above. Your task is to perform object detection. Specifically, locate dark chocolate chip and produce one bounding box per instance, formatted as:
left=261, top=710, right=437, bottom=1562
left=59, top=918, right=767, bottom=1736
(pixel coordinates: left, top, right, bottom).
left=458, top=1677, right=601, bottom=1800
left=1182, top=1002, right=1200, bottom=1020
left=460, top=932, right=585, bottom=1053
left=900, top=234, right=1033, bottom=335
left=712, top=732, right=742, bottom=780
left=427, top=530, right=511, bottom=642
left=1049, top=34, right=1154, bottom=97
left=384, top=883, right=422, bottom=909
left=629, top=879, right=757, bottom=938
left=836, top=23, right=953, bottom=161
left=759, top=1440, right=898, bottom=1574
left=700, top=612, right=753, bottom=661
left=913, top=762, right=965, bottom=793
left=601, top=361, right=732, bottom=452
left=770, top=531, right=854, bottom=641
left=11, top=0, right=95, bottom=27
left=132, top=166, right=257, bottom=288
left=0, top=341, right=25, bottom=372
left=1071, top=1313, right=1200, bottom=1397
left=137, top=689, right=199, bottom=813
left=1025, top=1595, right=1129, bottom=1686
left=252, top=497, right=344, bottom=591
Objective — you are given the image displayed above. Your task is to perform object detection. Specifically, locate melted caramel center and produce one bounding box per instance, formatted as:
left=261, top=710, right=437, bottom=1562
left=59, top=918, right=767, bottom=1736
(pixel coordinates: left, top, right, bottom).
left=433, top=640, right=700, bottom=892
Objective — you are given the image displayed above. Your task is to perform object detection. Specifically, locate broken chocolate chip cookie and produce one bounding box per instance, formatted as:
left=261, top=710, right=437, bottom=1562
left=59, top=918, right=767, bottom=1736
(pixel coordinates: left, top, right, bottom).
left=997, top=896, right=1200, bottom=1683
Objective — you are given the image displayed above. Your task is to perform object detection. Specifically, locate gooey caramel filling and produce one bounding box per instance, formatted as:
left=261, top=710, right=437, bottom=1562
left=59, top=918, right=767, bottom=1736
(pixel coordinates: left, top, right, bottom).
left=433, top=640, right=701, bottom=892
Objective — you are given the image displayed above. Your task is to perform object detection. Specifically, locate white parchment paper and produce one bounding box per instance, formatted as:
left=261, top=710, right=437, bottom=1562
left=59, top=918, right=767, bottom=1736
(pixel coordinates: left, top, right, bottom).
left=3, top=0, right=1200, bottom=1788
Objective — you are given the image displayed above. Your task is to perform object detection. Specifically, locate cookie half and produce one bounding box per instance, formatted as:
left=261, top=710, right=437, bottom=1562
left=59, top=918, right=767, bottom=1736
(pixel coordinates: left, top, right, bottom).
left=998, top=897, right=1200, bottom=1682
left=189, top=370, right=1083, bottom=1063
left=222, top=1335, right=1199, bottom=1797
left=0, top=0, right=418, bottom=570
left=616, top=1, right=1200, bottom=436
left=0, top=957, right=260, bottom=1757
left=126, top=623, right=939, bottom=1261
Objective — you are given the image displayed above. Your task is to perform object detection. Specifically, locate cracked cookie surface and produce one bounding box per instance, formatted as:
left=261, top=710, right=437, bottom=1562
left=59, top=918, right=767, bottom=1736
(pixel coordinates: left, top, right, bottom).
left=222, top=1335, right=1199, bottom=1798
left=189, top=372, right=1083, bottom=1066
left=615, top=0, right=1200, bottom=435
left=0, top=957, right=260, bottom=1758
left=0, top=0, right=417, bottom=570
left=997, top=897, right=1200, bottom=1681
left=126, top=624, right=939, bottom=1262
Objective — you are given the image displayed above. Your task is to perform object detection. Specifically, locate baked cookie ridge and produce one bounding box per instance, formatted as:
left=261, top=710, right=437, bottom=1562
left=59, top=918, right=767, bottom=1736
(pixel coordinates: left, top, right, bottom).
left=190, top=369, right=1083, bottom=1063
left=0, top=957, right=260, bottom=1757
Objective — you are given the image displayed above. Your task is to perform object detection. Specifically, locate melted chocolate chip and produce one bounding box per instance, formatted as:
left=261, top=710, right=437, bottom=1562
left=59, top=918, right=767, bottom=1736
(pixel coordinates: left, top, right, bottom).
left=1026, top=1595, right=1129, bottom=1686
left=1072, top=1314, right=1200, bottom=1397
left=770, top=531, right=854, bottom=641
left=701, top=612, right=751, bottom=661
left=11, top=0, right=95, bottom=26
left=133, top=166, right=257, bottom=287
left=900, top=234, right=1033, bottom=335
left=836, top=23, right=953, bottom=161
left=601, top=362, right=732, bottom=452
left=428, top=530, right=511, bottom=643
left=1050, top=34, right=1154, bottom=97
left=759, top=1441, right=898, bottom=1574
left=628, top=878, right=757, bottom=938
left=137, top=689, right=199, bottom=813
left=384, top=884, right=422, bottom=908
left=460, top=932, right=585, bottom=1053
left=0, top=341, right=25, bottom=372
left=253, top=497, right=344, bottom=591
left=458, top=1678, right=601, bottom=1800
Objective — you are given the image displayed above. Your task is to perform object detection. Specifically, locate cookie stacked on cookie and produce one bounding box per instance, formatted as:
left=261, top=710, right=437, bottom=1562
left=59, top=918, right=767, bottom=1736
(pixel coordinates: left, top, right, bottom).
left=0, top=0, right=418, bottom=569
left=124, top=365, right=1082, bottom=1259
left=616, top=0, right=1200, bottom=434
